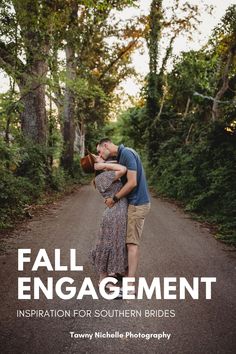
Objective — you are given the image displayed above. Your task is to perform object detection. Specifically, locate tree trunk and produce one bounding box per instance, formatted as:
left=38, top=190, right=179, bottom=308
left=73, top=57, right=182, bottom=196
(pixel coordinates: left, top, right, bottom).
left=78, top=115, right=85, bottom=157
left=74, top=120, right=85, bottom=157
left=10, top=0, right=51, bottom=145
left=61, top=45, right=76, bottom=170
left=212, top=47, right=235, bottom=121
left=19, top=60, right=47, bottom=144
left=146, top=0, right=163, bottom=163
left=183, top=97, right=191, bottom=119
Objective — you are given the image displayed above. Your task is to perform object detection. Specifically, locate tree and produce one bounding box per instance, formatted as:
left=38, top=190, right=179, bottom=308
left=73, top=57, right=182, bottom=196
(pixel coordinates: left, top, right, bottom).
left=145, top=0, right=163, bottom=163
left=144, top=0, right=209, bottom=164
left=61, top=0, right=78, bottom=170
left=47, top=0, right=141, bottom=169
left=0, top=0, right=56, bottom=143
left=211, top=5, right=236, bottom=121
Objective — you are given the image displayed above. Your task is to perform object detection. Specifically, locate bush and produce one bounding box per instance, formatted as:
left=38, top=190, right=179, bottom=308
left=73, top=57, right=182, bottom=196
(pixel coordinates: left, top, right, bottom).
left=50, top=167, right=66, bottom=191
left=0, top=136, right=84, bottom=230
left=0, top=168, right=35, bottom=228
left=70, top=154, right=84, bottom=180
left=147, top=122, right=236, bottom=244
left=16, top=142, right=47, bottom=197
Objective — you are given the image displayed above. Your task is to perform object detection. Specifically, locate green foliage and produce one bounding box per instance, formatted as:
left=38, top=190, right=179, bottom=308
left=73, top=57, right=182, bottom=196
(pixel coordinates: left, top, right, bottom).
left=0, top=169, right=33, bottom=228
left=145, top=1, right=163, bottom=161
left=0, top=137, right=83, bottom=229
left=115, top=5, right=236, bottom=244
left=169, top=50, right=218, bottom=111
left=147, top=119, right=236, bottom=244
left=0, top=0, right=146, bottom=228
left=211, top=5, right=236, bottom=48
left=49, top=167, right=66, bottom=192
left=0, top=139, right=35, bottom=228
left=81, top=0, right=137, bottom=11
left=70, top=154, right=84, bottom=181
left=115, top=107, right=147, bottom=149
left=16, top=141, right=48, bottom=196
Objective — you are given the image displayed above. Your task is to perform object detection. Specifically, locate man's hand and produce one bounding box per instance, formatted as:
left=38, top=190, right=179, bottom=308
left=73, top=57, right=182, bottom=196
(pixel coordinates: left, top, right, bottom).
left=105, top=197, right=115, bottom=208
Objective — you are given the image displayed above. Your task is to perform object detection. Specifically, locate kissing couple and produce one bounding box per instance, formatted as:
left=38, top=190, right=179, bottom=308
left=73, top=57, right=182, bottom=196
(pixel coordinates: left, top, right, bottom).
left=81, top=138, right=151, bottom=298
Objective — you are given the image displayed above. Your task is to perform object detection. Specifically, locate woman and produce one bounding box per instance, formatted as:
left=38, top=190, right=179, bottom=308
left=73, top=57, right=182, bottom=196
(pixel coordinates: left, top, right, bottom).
left=81, top=154, right=128, bottom=290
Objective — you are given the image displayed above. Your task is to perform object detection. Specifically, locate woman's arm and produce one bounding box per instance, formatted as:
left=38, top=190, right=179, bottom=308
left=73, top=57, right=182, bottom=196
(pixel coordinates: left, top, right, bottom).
left=94, top=162, right=127, bottom=180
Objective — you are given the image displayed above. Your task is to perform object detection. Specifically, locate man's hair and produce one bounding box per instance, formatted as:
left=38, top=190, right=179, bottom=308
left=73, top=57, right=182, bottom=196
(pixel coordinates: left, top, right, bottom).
left=96, top=138, right=112, bottom=147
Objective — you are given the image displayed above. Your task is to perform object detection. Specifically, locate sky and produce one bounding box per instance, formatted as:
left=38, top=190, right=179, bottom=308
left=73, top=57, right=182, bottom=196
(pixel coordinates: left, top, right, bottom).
left=0, top=0, right=236, bottom=99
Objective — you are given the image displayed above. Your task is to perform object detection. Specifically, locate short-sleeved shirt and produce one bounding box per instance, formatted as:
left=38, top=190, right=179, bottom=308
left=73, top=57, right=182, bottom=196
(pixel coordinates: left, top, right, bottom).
left=117, top=144, right=150, bottom=205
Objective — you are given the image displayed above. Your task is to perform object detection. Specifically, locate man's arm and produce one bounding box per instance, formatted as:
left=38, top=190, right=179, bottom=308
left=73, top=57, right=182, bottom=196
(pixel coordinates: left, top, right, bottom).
left=94, top=162, right=127, bottom=180
left=115, top=170, right=137, bottom=199
left=105, top=170, right=137, bottom=208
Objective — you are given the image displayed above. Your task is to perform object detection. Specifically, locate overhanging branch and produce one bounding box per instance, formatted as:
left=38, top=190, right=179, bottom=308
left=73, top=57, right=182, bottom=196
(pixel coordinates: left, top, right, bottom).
left=98, top=39, right=139, bottom=80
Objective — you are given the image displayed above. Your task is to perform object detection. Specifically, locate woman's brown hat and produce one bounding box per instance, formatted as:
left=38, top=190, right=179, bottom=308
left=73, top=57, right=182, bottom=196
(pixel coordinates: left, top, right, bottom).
left=80, top=153, right=96, bottom=173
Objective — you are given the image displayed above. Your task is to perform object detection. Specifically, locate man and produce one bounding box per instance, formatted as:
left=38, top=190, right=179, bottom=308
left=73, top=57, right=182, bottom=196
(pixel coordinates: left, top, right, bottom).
left=96, top=138, right=151, bottom=294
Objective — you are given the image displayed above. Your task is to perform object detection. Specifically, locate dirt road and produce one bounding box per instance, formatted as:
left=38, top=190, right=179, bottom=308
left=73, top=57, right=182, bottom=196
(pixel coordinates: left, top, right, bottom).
left=0, top=185, right=236, bottom=354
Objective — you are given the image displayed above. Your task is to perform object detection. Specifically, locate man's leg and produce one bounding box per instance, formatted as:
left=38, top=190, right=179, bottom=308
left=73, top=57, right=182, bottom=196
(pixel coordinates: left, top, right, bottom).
left=126, top=204, right=150, bottom=291
left=127, top=243, right=139, bottom=278
left=126, top=204, right=150, bottom=294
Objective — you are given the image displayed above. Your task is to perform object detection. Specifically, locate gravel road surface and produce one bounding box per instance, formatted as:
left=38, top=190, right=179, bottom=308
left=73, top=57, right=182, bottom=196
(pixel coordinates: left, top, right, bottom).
left=0, top=185, right=235, bottom=354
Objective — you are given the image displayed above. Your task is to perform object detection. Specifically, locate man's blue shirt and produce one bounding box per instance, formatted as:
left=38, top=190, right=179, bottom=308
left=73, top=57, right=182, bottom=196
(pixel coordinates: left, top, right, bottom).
left=117, top=144, right=150, bottom=205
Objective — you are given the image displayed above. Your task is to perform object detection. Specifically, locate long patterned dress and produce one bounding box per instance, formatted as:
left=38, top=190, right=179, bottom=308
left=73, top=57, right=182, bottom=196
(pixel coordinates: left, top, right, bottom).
left=90, top=171, right=128, bottom=274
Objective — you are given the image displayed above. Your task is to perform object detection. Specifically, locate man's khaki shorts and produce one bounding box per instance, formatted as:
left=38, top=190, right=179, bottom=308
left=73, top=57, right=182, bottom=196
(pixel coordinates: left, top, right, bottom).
left=126, top=203, right=151, bottom=246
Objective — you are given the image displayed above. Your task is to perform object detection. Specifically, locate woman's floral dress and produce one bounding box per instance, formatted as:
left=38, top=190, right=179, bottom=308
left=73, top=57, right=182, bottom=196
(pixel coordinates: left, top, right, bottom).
left=90, top=171, right=128, bottom=274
